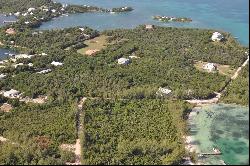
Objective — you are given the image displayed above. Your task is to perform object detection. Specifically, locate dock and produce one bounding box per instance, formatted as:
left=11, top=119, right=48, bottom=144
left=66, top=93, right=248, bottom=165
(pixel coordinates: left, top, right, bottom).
left=3, top=20, right=17, bottom=23
left=200, top=152, right=222, bottom=156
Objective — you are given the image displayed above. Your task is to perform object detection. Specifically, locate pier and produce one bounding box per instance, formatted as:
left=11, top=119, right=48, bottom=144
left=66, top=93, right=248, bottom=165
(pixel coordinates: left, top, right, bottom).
left=3, top=20, right=17, bottom=24
left=200, top=152, right=222, bottom=156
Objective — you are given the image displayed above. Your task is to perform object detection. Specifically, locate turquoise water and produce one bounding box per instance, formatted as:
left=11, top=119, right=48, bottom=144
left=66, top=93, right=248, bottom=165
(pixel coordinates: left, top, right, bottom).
left=189, top=104, right=249, bottom=165
left=36, top=0, right=250, bottom=46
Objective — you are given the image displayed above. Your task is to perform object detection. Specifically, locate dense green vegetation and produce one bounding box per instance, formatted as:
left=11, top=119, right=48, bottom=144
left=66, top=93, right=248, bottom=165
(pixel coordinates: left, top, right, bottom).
left=0, top=99, right=78, bottom=164
left=82, top=99, right=192, bottom=165
left=221, top=64, right=249, bottom=105
left=0, top=0, right=59, bottom=13
left=0, top=139, right=75, bottom=165
left=1, top=26, right=248, bottom=101
left=0, top=0, right=248, bottom=164
left=0, top=102, right=77, bottom=144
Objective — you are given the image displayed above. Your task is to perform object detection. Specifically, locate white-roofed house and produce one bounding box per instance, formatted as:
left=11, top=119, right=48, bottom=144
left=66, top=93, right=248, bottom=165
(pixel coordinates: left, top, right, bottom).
left=37, top=69, right=52, bottom=74
left=156, top=87, right=172, bottom=97
left=51, top=61, right=63, bottom=66
left=118, top=58, right=131, bottom=65
left=211, top=32, right=224, bottom=41
left=0, top=74, right=6, bottom=79
left=203, top=63, right=217, bottom=72
left=3, top=89, right=20, bottom=98
left=28, top=8, right=36, bottom=12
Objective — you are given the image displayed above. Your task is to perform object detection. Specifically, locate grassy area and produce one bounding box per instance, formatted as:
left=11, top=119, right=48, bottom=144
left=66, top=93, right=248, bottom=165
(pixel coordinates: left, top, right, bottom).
left=194, top=61, right=235, bottom=77
left=77, top=35, right=109, bottom=55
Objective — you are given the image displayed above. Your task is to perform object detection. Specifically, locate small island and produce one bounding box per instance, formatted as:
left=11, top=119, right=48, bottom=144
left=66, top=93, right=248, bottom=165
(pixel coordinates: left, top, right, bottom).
left=153, top=15, right=192, bottom=23
left=110, top=6, right=133, bottom=13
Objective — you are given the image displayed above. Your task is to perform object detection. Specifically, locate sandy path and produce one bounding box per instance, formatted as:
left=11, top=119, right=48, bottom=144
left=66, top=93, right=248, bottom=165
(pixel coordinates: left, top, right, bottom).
left=231, top=56, right=249, bottom=80
left=66, top=97, right=87, bottom=165
left=186, top=56, right=249, bottom=105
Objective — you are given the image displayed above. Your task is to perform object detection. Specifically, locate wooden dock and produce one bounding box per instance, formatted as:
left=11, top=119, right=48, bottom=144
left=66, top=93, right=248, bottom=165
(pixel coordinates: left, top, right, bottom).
left=3, top=20, right=17, bottom=23
left=200, top=152, right=222, bottom=156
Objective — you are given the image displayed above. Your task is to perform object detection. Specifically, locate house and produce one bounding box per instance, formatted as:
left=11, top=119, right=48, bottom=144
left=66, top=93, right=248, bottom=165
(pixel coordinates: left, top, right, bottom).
left=14, top=12, right=20, bottom=16
left=79, top=27, right=85, bottom=32
left=51, top=61, right=63, bottom=66
left=22, top=13, right=28, bottom=16
left=203, top=63, right=217, bottom=72
left=14, top=54, right=34, bottom=59
left=5, top=28, right=16, bottom=35
left=156, top=87, right=172, bottom=96
left=51, top=9, right=57, bottom=13
left=211, top=32, right=224, bottom=41
left=28, top=8, right=36, bottom=12
left=0, top=103, right=13, bottom=112
left=145, top=24, right=154, bottom=29
left=41, top=52, right=47, bottom=56
left=37, top=69, right=52, bottom=74
left=3, top=89, right=20, bottom=98
left=28, top=63, right=33, bottom=67
left=118, top=58, right=131, bottom=65
left=0, top=74, right=6, bottom=79
left=13, top=63, right=24, bottom=68
left=25, top=21, right=30, bottom=24
left=43, top=8, right=49, bottom=12
left=129, top=55, right=139, bottom=59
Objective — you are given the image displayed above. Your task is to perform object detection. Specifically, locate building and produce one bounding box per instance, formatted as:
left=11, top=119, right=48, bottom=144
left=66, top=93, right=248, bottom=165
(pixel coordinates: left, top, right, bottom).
left=118, top=58, right=131, bottom=65
left=203, top=63, right=217, bottom=72
left=51, top=61, right=63, bottom=66
left=28, top=8, right=36, bottom=12
left=0, top=103, right=13, bottom=112
left=51, top=9, right=57, bottom=13
left=37, top=69, right=52, bottom=74
left=14, top=54, right=34, bottom=59
left=0, top=74, right=6, bottom=79
left=14, top=12, right=20, bottom=16
left=13, top=63, right=24, bottom=68
left=5, top=28, right=16, bottom=35
left=129, top=55, right=139, bottom=59
left=28, top=63, right=33, bottom=67
left=3, top=89, right=20, bottom=98
left=156, top=87, right=172, bottom=96
left=145, top=24, right=154, bottom=29
left=79, top=27, right=85, bottom=32
left=211, top=32, right=224, bottom=41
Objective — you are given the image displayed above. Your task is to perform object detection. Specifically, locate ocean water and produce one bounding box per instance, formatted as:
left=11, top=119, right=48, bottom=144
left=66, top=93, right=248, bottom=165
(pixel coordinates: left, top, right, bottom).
left=0, top=14, right=16, bottom=27
left=0, top=48, right=16, bottom=60
left=36, top=0, right=249, bottom=46
left=189, top=104, right=249, bottom=165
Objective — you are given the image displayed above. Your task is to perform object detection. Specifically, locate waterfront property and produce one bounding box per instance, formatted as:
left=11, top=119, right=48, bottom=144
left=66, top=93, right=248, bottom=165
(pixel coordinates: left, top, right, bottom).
left=145, top=24, right=154, bottom=29
left=211, top=32, right=224, bottom=42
